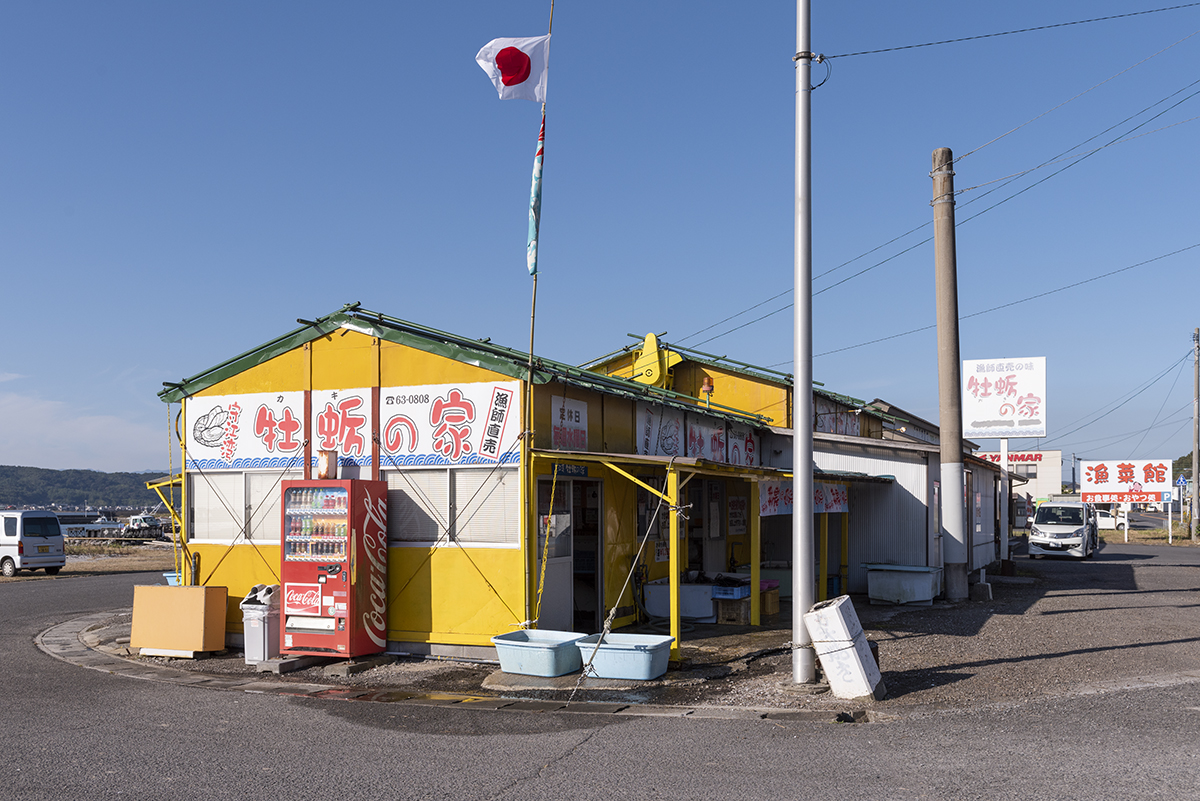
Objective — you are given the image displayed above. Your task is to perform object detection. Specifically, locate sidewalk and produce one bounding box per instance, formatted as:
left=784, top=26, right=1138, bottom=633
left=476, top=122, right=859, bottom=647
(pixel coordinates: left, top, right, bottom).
left=38, top=544, right=1200, bottom=720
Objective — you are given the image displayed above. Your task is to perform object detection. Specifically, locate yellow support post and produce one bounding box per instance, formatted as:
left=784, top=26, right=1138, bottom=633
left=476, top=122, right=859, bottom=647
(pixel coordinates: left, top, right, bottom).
left=181, top=404, right=190, bottom=585
left=750, top=481, right=761, bottom=625
left=818, top=513, right=829, bottom=602
left=667, top=467, right=681, bottom=661
left=840, top=510, right=850, bottom=597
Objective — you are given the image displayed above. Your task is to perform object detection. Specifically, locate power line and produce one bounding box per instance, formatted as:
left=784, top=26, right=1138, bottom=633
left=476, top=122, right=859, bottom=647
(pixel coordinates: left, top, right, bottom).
left=823, top=4, right=1200, bottom=59
left=680, top=38, right=1200, bottom=354
left=957, top=115, right=1200, bottom=194
left=675, top=288, right=791, bottom=346
left=950, top=28, right=1199, bottom=165
left=1040, top=351, right=1193, bottom=447
left=1129, top=351, right=1190, bottom=454
left=810, top=30, right=1194, bottom=288
left=812, top=243, right=1200, bottom=359
left=1143, top=417, right=1194, bottom=457
left=1056, top=405, right=1192, bottom=452
left=697, top=83, right=1200, bottom=353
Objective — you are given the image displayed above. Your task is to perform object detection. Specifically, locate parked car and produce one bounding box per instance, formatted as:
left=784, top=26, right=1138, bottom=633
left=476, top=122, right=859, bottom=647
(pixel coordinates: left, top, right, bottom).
left=1095, top=510, right=1127, bottom=532
left=1029, top=501, right=1097, bottom=559
left=1, top=510, right=66, bottom=577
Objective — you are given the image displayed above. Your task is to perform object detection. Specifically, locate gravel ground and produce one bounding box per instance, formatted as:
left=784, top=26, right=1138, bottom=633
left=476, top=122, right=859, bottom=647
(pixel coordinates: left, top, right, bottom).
left=89, top=540, right=1200, bottom=715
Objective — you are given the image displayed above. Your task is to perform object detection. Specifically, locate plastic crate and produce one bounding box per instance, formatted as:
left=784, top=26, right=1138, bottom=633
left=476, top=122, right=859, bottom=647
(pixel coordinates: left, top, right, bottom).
left=712, top=584, right=751, bottom=599
left=576, top=633, right=674, bottom=680
left=491, top=630, right=586, bottom=677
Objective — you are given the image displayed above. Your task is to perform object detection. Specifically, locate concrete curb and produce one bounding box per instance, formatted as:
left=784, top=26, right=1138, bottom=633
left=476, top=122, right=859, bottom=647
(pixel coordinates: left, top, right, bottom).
left=35, top=612, right=861, bottom=723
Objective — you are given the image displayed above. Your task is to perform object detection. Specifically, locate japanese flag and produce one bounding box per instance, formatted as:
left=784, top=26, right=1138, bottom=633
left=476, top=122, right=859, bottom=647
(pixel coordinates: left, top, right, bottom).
left=476, top=35, right=550, bottom=102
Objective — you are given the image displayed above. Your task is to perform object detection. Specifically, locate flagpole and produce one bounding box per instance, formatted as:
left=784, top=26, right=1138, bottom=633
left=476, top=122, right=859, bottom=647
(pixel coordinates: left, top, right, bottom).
left=525, top=3, right=554, bottom=628
left=526, top=0, right=553, bottom=437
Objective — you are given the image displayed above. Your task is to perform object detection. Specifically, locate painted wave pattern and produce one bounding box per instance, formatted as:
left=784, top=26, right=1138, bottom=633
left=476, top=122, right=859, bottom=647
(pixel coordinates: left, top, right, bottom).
left=188, top=457, right=304, bottom=470
left=381, top=452, right=519, bottom=467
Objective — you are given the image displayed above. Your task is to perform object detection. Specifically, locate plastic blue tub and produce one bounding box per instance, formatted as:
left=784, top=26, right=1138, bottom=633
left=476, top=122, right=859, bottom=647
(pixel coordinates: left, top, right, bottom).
left=162, top=572, right=181, bottom=586
left=576, top=633, right=675, bottom=680
left=490, top=629, right=587, bottom=677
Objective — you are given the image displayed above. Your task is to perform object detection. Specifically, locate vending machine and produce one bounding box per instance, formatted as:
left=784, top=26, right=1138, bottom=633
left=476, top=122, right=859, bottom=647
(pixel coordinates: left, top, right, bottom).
left=279, top=479, right=388, bottom=658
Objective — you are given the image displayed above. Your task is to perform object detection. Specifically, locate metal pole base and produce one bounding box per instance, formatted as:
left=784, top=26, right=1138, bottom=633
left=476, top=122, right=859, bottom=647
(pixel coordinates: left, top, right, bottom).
left=944, top=562, right=968, bottom=602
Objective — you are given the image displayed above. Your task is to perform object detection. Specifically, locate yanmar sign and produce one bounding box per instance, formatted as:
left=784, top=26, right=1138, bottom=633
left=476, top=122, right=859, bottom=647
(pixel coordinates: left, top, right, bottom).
left=983, top=452, right=1044, bottom=464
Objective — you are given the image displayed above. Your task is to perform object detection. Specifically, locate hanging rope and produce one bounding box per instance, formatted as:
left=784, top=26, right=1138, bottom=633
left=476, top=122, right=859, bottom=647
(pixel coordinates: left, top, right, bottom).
left=567, top=459, right=683, bottom=706
left=531, top=448, right=563, bottom=628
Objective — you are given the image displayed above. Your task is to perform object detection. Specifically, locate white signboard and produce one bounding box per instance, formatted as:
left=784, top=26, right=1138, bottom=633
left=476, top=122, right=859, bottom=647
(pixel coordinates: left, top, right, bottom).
left=635, top=402, right=684, bottom=457
left=186, top=381, right=520, bottom=470
left=728, top=496, right=748, bottom=537
left=962, top=356, right=1047, bottom=439
left=379, top=381, right=520, bottom=466
left=1080, top=458, right=1173, bottom=504
left=551, top=396, right=587, bottom=451
left=187, top=391, right=305, bottom=470
left=685, top=413, right=727, bottom=462
left=727, top=423, right=761, bottom=467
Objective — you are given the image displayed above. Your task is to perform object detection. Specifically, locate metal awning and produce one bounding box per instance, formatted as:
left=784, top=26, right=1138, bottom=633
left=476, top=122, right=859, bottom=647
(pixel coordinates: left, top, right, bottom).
left=813, top=468, right=895, bottom=485
left=530, top=449, right=789, bottom=483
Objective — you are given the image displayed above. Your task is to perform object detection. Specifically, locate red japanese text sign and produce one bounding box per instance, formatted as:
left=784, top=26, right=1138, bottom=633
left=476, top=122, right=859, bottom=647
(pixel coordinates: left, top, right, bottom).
left=187, top=391, right=305, bottom=470
left=962, top=357, right=1046, bottom=439
left=1080, top=458, right=1172, bottom=503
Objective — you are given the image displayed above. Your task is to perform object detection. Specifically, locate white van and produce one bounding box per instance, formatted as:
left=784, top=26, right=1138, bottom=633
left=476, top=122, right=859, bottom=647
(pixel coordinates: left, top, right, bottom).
left=0, top=510, right=66, bottom=577
left=1028, top=501, right=1097, bottom=559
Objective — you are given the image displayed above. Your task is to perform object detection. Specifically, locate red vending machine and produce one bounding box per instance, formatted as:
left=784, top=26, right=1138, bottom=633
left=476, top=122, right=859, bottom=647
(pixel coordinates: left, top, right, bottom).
left=279, top=479, right=388, bottom=658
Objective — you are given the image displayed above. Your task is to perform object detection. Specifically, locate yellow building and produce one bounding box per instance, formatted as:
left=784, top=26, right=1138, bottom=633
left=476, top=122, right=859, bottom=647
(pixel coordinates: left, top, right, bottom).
left=156, top=304, right=792, bottom=660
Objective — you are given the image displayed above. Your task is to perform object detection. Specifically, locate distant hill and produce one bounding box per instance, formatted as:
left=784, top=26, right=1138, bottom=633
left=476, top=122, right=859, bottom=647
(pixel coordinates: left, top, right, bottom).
left=0, top=465, right=166, bottom=508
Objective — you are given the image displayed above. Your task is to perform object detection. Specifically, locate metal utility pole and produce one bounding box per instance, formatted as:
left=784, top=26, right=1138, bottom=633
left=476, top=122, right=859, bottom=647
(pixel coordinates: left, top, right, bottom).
left=1192, top=328, right=1198, bottom=541
left=792, top=0, right=817, bottom=683
left=932, top=147, right=968, bottom=602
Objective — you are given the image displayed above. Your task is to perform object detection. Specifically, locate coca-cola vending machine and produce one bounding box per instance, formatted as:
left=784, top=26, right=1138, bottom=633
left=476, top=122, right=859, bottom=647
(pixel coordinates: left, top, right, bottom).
left=279, top=479, right=388, bottom=657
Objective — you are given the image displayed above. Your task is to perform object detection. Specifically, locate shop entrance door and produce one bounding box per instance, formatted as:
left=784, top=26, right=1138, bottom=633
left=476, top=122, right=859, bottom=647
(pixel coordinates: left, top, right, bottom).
left=571, top=479, right=602, bottom=633
left=536, top=479, right=572, bottom=631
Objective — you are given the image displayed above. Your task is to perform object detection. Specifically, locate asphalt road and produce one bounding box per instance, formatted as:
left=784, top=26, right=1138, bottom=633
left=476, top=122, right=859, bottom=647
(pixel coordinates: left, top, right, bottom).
left=4, top=564, right=1200, bottom=800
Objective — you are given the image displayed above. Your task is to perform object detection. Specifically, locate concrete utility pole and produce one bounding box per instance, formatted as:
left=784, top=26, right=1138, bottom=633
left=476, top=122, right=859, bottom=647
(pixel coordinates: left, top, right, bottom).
left=932, top=147, right=968, bottom=602
left=792, top=0, right=817, bottom=684
left=1192, top=328, right=1198, bottom=541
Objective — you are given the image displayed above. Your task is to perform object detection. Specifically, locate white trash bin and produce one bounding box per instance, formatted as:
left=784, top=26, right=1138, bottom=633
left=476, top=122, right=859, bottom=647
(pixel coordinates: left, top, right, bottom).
left=803, top=595, right=886, bottom=701
left=240, top=584, right=280, bottom=664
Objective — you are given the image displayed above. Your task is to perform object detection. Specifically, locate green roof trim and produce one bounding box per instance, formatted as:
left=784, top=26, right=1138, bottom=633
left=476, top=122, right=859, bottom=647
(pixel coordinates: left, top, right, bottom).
left=157, top=303, right=771, bottom=426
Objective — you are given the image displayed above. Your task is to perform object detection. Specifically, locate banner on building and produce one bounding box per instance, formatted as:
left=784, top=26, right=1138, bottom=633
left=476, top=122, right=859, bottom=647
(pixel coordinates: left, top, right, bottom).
left=686, top=413, right=727, bottom=462
left=759, top=480, right=848, bottom=516
left=187, top=391, right=306, bottom=470
left=635, top=402, right=684, bottom=457
left=551, top=396, right=587, bottom=451
left=727, top=423, right=760, bottom=467
left=186, top=382, right=521, bottom=470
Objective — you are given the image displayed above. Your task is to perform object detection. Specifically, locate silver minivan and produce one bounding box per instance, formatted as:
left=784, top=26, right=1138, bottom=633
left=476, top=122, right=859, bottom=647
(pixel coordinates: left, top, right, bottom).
left=1028, top=501, right=1097, bottom=559
left=0, top=510, right=66, bottom=577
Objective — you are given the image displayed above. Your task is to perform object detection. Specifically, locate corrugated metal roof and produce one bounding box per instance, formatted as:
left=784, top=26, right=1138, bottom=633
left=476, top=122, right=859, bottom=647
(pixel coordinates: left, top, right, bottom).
left=157, top=303, right=772, bottom=426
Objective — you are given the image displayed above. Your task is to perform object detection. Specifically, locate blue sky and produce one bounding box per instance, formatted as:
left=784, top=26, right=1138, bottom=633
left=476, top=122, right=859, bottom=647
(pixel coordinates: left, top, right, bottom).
left=2, top=2, right=1197, bottom=478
